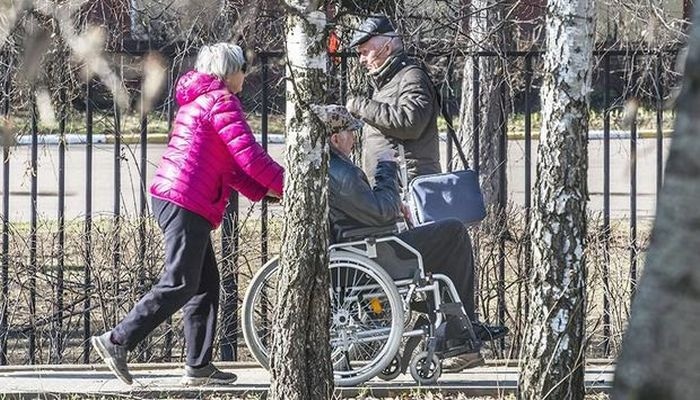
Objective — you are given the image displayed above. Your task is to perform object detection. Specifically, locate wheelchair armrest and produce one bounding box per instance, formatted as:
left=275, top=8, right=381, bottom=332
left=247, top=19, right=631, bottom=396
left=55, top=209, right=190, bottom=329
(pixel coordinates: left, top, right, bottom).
left=339, top=224, right=398, bottom=241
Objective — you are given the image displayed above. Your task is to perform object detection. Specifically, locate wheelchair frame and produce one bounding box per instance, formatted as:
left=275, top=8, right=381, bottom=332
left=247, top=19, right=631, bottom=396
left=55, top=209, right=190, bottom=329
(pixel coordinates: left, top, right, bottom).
left=242, top=233, right=480, bottom=386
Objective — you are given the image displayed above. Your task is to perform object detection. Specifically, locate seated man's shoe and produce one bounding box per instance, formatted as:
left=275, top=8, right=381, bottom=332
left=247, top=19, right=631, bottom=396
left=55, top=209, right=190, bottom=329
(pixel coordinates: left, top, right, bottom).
left=473, top=322, right=509, bottom=342
left=442, top=351, right=485, bottom=373
left=182, top=363, right=238, bottom=386
left=91, top=331, right=133, bottom=385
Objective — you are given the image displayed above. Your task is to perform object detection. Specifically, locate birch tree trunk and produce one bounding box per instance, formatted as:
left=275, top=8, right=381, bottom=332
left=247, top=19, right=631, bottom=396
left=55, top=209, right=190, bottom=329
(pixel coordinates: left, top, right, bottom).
left=517, top=0, right=595, bottom=399
left=612, top=5, right=700, bottom=399
left=457, top=0, right=510, bottom=210
left=268, top=6, right=332, bottom=400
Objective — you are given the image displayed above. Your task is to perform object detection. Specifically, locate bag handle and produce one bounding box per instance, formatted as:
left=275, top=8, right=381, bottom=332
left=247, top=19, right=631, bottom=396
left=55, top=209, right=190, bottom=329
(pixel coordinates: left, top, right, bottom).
left=435, top=83, right=469, bottom=170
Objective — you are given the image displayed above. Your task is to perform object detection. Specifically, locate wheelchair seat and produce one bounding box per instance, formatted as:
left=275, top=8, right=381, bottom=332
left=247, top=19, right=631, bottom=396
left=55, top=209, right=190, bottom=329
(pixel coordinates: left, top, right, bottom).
left=333, top=224, right=422, bottom=281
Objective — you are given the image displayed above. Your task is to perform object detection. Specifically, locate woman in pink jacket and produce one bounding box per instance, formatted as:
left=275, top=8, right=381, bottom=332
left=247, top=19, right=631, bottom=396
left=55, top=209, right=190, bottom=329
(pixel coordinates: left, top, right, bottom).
left=91, top=43, right=283, bottom=386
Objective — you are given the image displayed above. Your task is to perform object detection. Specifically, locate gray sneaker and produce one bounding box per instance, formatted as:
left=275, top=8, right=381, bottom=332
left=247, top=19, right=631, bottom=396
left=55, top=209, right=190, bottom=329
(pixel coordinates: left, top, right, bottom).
left=182, top=364, right=238, bottom=386
left=91, top=331, right=133, bottom=385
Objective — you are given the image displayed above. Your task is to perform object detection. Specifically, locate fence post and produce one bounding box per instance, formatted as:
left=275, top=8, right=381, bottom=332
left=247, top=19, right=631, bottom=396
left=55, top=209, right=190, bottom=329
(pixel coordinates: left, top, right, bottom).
left=497, top=81, right=507, bottom=353
left=0, top=53, right=11, bottom=366
left=220, top=194, right=239, bottom=361
left=138, top=85, right=149, bottom=362
left=602, top=54, right=612, bottom=356
left=83, top=79, right=94, bottom=363
left=29, top=96, right=38, bottom=364
left=523, top=53, right=533, bottom=343
left=261, top=55, right=269, bottom=267
left=52, top=88, right=67, bottom=363
left=471, top=55, right=480, bottom=173
left=655, top=53, right=664, bottom=198
left=112, top=83, right=122, bottom=327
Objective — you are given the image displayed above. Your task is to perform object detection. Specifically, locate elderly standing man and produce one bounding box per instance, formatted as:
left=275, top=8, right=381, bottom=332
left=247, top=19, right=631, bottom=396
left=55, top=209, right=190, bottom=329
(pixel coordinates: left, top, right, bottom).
left=346, top=15, right=441, bottom=184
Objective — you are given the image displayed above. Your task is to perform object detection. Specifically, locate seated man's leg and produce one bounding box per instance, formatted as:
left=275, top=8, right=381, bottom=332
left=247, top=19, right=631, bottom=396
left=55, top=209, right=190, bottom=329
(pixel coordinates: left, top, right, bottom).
left=397, top=218, right=475, bottom=320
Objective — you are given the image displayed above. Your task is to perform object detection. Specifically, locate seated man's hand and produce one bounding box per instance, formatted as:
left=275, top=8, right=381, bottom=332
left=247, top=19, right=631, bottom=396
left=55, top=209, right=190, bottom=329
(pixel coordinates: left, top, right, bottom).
left=400, top=202, right=413, bottom=228
left=377, top=148, right=398, bottom=163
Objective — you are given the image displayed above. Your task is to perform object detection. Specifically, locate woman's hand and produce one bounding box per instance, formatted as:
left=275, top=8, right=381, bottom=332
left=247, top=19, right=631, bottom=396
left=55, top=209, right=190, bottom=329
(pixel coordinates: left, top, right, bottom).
left=265, top=190, right=282, bottom=203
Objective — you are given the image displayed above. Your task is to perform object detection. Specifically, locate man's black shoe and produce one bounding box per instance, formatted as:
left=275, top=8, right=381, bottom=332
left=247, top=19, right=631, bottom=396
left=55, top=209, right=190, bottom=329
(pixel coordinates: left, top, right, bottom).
left=472, top=322, right=508, bottom=341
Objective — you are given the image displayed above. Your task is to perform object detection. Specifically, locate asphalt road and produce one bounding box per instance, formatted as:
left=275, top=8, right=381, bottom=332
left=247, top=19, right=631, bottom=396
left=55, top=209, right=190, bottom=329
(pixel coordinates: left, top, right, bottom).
left=0, top=138, right=669, bottom=222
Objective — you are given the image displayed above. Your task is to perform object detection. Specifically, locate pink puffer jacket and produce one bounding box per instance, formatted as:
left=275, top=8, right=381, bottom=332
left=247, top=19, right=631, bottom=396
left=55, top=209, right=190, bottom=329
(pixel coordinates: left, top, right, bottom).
left=150, top=71, right=284, bottom=228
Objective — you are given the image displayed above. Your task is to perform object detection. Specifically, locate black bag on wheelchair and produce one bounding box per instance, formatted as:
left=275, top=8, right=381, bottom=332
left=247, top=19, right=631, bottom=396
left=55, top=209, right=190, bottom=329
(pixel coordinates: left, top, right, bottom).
left=402, top=84, right=486, bottom=227
left=408, top=169, right=486, bottom=226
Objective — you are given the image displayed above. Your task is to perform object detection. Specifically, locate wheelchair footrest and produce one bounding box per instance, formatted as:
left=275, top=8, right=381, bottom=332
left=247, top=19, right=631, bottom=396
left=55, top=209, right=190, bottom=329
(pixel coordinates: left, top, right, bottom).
left=439, top=344, right=478, bottom=360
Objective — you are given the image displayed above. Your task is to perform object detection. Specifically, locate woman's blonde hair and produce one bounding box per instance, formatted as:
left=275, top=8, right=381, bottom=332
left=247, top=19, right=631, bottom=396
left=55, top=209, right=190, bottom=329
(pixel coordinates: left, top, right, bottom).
left=195, top=43, right=246, bottom=79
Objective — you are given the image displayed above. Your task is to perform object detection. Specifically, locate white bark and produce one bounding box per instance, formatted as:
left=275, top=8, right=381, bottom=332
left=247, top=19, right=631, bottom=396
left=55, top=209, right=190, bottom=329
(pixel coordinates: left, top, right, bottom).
left=612, top=4, right=700, bottom=400
left=269, top=6, right=332, bottom=400
left=518, top=0, right=595, bottom=399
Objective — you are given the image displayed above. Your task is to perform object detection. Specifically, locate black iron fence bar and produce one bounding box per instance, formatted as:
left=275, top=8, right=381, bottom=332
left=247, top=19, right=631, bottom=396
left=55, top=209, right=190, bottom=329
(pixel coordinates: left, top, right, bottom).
left=630, top=105, right=638, bottom=293
left=113, top=96, right=122, bottom=324
left=164, top=73, right=174, bottom=362
left=53, top=89, right=67, bottom=363
left=656, top=55, right=664, bottom=197
left=29, top=99, right=38, bottom=364
left=472, top=57, right=480, bottom=173
left=138, top=91, right=149, bottom=362
left=497, top=83, right=507, bottom=353
left=602, top=54, right=612, bottom=356
left=261, top=56, right=269, bottom=267
left=83, top=81, right=93, bottom=363
left=259, top=56, right=270, bottom=346
left=440, top=77, right=454, bottom=172
left=340, top=54, right=348, bottom=104
left=523, top=54, right=533, bottom=318
left=220, top=194, right=239, bottom=361
left=0, top=56, right=10, bottom=366
left=167, top=70, right=175, bottom=132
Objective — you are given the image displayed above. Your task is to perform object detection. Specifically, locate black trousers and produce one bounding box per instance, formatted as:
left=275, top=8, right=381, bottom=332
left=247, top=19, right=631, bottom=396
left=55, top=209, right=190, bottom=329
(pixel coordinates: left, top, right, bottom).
left=397, top=219, right=476, bottom=320
left=112, top=198, right=220, bottom=367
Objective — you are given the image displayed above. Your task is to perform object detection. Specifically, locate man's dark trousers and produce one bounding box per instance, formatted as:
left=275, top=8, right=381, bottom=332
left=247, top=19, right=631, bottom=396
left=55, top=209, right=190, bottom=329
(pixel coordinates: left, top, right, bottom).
left=397, top=219, right=476, bottom=320
left=112, top=198, right=220, bottom=367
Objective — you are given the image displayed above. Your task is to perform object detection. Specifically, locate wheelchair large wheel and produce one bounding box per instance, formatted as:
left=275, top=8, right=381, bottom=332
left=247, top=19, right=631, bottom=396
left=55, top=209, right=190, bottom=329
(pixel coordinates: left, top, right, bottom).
left=241, top=257, right=280, bottom=370
left=329, top=251, right=404, bottom=386
left=241, top=252, right=404, bottom=386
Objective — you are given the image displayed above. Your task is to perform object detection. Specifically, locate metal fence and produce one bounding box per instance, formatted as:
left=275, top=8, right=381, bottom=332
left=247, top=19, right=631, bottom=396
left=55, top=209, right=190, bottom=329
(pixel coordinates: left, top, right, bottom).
left=0, top=46, right=679, bottom=365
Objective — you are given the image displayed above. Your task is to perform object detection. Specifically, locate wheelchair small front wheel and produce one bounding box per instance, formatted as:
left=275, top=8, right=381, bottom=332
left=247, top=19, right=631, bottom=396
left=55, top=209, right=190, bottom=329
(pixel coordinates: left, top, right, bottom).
left=377, top=354, right=402, bottom=381
left=409, top=351, right=441, bottom=385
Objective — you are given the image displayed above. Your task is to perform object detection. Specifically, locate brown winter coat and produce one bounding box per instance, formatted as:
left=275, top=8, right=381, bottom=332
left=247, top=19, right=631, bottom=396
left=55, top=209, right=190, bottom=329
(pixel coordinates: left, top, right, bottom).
left=347, top=51, right=441, bottom=183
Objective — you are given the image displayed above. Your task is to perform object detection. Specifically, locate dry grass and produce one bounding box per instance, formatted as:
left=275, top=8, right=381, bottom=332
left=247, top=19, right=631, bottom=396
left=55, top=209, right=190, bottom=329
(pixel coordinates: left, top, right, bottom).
left=0, top=200, right=643, bottom=365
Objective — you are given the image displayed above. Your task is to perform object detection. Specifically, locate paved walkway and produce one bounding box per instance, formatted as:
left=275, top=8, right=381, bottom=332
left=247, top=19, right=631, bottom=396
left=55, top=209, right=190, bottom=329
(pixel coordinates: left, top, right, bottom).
left=0, top=361, right=615, bottom=398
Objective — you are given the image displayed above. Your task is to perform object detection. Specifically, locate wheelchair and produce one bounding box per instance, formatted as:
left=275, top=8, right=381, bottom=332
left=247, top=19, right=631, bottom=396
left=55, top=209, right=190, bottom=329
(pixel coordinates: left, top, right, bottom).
left=241, top=224, right=481, bottom=387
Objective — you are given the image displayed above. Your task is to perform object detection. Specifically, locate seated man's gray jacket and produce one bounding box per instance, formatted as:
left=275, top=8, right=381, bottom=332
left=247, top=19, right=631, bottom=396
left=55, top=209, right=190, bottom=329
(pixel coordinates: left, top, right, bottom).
left=329, top=148, right=402, bottom=243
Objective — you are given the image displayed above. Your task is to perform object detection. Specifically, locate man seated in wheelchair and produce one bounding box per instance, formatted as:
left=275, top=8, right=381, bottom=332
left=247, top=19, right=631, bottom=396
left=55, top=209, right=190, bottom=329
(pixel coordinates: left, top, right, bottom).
left=311, top=104, right=508, bottom=372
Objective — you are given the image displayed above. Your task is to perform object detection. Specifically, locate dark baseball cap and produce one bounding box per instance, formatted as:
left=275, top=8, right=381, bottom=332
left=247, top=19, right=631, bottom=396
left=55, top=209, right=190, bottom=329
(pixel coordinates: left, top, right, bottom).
left=348, top=15, right=396, bottom=48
